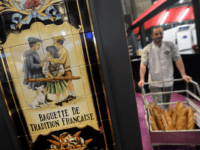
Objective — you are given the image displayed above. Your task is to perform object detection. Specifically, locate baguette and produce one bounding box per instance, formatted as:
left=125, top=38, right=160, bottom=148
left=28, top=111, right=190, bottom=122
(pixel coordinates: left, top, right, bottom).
left=150, top=103, right=155, bottom=110
left=164, top=109, right=169, bottom=120
left=176, top=107, right=188, bottom=130
left=47, top=139, right=60, bottom=146
left=85, top=138, right=93, bottom=146
left=153, top=109, right=164, bottom=130
left=172, top=112, right=177, bottom=128
left=155, top=104, right=160, bottom=114
left=150, top=115, right=158, bottom=130
left=176, top=102, right=184, bottom=116
left=187, top=108, right=195, bottom=130
left=51, top=134, right=60, bottom=142
left=164, top=109, right=175, bottom=130
left=161, top=114, right=168, bottom=130
left=175, top=101, right=180, bottom=113
left=169, top=105, right=173, bottom=117
left=159, top=107, right=164, bottom=114
left=176, top=116, right=187, bottom=130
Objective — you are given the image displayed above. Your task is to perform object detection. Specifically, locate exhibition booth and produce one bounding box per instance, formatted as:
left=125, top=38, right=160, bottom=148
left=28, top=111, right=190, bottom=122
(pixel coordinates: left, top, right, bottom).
left=128, top=0, right=200, bottom=149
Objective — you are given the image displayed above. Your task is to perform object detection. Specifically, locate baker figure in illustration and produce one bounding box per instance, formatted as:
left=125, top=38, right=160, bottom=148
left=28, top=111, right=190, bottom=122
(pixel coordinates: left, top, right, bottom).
left=23, top=37, right=52, bottom=103
left=47, top=36, right=76, bottom=102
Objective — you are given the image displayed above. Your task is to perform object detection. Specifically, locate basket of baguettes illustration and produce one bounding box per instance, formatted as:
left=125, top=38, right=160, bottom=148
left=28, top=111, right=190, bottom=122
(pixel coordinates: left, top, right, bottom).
left=46, top=131, right=92, bottom=150
left=141, top=79, right=200, bottom=146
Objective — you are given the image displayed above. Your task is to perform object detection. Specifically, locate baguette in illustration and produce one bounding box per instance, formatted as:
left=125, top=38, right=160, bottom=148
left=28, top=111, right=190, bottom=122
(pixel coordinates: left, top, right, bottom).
left=47, top=131, right=93, bottom=150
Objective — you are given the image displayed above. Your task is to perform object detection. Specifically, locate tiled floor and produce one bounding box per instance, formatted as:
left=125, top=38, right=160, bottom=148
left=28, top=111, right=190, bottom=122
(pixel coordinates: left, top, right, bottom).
left=136, top=93, right=198, bottom=150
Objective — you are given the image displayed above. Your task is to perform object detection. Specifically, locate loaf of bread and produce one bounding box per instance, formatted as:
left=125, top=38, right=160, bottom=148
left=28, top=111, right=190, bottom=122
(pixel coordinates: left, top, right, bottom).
left=176, top=107, right=188, bottom=130
left=169, top=105, right=173, bottom=117
left=176, top=102, right=184, bottom=116
left=187, top=108, right=195, bottom=130
left=153, top=109, right=164, bottom=130
left=155, top=104, right=160, bottom=114
left=164, top=109, right=175, bottom=130
left=150, top=115, right=158, bottom=130
left=172, top=112, right=177, bottom=124
left=175, top=101, right=180, bottom=113
left=148, top=107, right=153, bottom=116
left=176, top=116, right=187, bottom=130
left=150, top=103, right=155, bottom=110
left=161, top=114, right=168, bottom=130
left=164, top=109, right=168, bottom=120
left=159, top=107, right=164, bottom=114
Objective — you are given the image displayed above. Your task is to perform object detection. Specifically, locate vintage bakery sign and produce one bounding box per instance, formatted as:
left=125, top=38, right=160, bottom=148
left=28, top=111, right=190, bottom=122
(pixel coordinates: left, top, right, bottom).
left=0, top=0, right=62, bottom=29
left=30, top=107, right=95, bottom=132
left=0, top=0, right=114, bottom=149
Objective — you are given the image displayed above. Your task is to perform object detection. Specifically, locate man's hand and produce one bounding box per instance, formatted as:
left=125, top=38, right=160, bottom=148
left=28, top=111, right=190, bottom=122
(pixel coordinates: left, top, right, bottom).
left=46, top=58, right=52, bottom=61
left=40, top=60, right=46, bottom=67
left=182, top=75, right=192, bottom=83
left=138, top=80, right=145, bottom=88
left=49, top=76, right=54, bottom=79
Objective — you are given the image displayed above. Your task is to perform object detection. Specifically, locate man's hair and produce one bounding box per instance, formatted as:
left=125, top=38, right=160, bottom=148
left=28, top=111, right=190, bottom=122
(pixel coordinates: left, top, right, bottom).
left=151, top=25, right=163, bottom=34
left=57, top=39, right=64, bottom=45
left=29, top=42, right=37, bottom=48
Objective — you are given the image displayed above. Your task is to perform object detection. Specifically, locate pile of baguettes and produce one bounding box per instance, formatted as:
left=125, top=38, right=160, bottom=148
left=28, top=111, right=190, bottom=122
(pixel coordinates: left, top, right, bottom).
left=148, top=101, right=195, bottom=131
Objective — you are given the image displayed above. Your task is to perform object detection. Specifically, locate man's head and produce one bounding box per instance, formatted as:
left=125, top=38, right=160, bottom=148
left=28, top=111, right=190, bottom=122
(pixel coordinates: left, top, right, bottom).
left=151, top=25, right=163, bottom=45
left=28, top=37, right=42, bottom=50
left=52, top=36, right=65, bottom=48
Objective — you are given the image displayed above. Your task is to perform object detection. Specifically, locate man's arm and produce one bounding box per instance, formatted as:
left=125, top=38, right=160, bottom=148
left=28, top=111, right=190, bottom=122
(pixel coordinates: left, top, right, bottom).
left=27, top=55, right=41, bottom=70
left=138, top=65, right=146, bottom=87
left=175, top=59, right=192, bottom=82
left=140, top=65, right=146, bottom=82
left=50, top=50, right=67, bottom=64
left=138, top=46, right=149, bottom=88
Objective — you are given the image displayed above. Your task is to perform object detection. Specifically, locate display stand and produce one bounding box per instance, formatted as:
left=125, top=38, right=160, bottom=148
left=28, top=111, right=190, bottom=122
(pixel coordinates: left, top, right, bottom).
left=89, top=0, right=143, bottom=149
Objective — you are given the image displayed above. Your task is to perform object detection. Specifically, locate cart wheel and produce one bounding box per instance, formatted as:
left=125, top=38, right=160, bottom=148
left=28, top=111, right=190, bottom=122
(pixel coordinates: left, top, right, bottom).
left=153, top=146, right=161, bottom=150
left=196, top=145, right=200, bottom=150
left=153, top=146, right=157, bottom=150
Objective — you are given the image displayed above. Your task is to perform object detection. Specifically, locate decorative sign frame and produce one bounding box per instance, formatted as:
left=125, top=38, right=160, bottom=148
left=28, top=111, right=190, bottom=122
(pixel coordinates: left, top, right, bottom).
left=0, top=0, right=116, bottom=149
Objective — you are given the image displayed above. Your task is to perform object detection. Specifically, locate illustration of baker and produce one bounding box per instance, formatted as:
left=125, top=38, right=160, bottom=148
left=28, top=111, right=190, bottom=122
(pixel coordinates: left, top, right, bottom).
left=46, top=36, right=76, bottom=102
left=23, top=37, right=52, bottom=103
left=42, top=46, right=68, bottom=106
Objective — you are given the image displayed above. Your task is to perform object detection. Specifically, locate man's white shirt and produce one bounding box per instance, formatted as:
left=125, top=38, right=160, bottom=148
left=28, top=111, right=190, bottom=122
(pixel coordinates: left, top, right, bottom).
left=141, top=41, right=181, bottom=87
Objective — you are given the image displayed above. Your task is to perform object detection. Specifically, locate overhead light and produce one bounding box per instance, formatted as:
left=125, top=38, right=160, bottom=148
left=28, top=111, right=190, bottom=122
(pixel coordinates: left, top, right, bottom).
left=153, top=1, right=157, bottom=4
left=160, top=11, right=169, bottom=25
left=179, top=0, right=184, bottom=3
left=178, top=8, right=189, bottom=22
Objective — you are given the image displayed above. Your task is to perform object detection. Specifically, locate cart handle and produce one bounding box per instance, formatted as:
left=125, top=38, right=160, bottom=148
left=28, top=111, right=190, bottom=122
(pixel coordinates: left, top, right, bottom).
left=143, top=79, right=200, bottom=97
left=141, top=79, right=200, bottom=104
left=141, top=78, right=183, bottom=107
left=189, top=80, right=200, bottom=97
left=143, top=78, right=184, bottom=85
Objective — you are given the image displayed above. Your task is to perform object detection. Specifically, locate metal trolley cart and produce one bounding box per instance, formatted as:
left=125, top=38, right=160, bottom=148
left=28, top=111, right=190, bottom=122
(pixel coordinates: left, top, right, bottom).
left=141, top=79, right=200, bottom=148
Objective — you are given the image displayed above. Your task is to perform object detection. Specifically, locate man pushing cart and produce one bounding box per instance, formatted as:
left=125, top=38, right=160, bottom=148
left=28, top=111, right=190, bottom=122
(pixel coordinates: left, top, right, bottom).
left=138, top=25, right=191, bottom=110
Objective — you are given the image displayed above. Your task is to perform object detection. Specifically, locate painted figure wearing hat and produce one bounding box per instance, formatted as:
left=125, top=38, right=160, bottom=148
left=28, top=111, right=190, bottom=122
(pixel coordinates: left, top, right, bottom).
left=42, top=46, right=68, bottom=106
left=46, top=35, right=76, bottom=102
left=23, top=37, right=52, bottom=102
